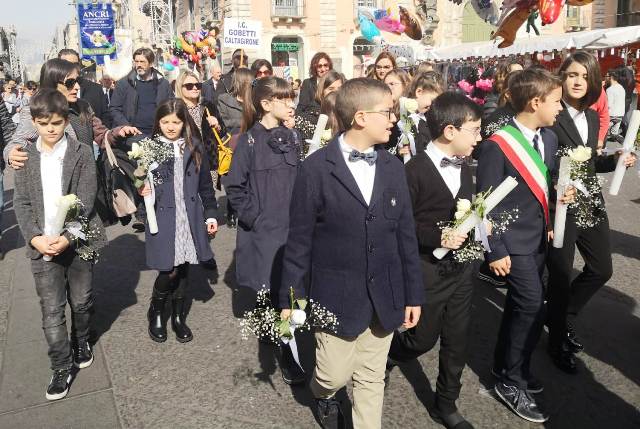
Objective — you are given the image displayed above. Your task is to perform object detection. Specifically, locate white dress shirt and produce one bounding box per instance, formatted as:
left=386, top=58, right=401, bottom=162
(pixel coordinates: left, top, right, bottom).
left=38, top=136, right=68, bottom=236
left=606, top=82, right=626, bottom=117
left=513, top=118, right=545, bottom=158
left=564, top=104, right=589, bottom=145
left=425, top=142, right=462, bottom=197
left=339, top=133, right=376, bottom=205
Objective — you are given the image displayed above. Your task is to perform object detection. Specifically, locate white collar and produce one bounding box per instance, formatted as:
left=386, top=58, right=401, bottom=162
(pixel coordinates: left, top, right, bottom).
left=513, top=118, right=541, bottom=143
left=338, top=133, right=374, bottom=154
left=36, top=136, right=68, bottom=154
left=564, top=103, right=585, bottom=120
left=425, top=141, right=455, bottom=163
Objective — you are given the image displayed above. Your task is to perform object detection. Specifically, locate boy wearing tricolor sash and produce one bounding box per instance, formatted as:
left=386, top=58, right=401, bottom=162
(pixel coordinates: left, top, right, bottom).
left=477, top=68, right=574, bottom=424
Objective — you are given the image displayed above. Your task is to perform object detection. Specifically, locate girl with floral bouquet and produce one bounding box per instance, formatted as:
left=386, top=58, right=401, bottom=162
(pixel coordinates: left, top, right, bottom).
left=224, top=77, right=306, bottom=385
left=138, top=99, right=219, bottom=344
left=546, top=51, right=637, bottom=373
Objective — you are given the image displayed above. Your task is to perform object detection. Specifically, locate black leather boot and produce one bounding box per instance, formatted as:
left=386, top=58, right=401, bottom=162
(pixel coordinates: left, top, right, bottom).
left=148, top=288, right=169, bottom=342
left=171, top=297, right=193, bottom=343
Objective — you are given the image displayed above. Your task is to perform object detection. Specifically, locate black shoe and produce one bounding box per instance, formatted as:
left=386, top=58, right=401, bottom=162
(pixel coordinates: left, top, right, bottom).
left=494, top=382, right=549, bottom=423
left=430, top=409, right=475, bottom=429
left=548, top=344, right=577, bottom=374
left=73, top=341, right=94, bottom=369
left=171, top=298, right=193, bottom=343
left=46, top=368, right=72, bottom=401
left=226, top=214, right=237, bottom=228
left=566, top=322, right=584, bottom=353
left=132, top=220, right=146, bottom=233
left=278, top=343, right=305, bottom=385
left=315, top=397, right=344, bottom=429
left=148, top=288, right=169, bottom=342
left=477, top=262, right=507, bottom=287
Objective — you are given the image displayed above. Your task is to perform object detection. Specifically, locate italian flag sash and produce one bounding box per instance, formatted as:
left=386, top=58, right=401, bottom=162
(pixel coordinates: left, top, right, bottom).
left=489, top=125, right=551, bottom=224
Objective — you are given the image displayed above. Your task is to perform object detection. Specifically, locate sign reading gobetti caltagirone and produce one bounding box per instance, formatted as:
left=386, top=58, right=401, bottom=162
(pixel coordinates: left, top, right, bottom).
left=223, top=19, right=263, bottom=49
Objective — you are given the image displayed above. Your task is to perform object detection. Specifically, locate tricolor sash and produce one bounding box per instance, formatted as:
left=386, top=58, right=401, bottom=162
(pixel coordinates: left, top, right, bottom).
left=489, top=125, right=551, bottom=224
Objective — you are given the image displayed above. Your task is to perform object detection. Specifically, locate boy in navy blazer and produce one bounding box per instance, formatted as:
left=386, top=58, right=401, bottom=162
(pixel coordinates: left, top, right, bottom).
left=279, top=78, right=424, bottom=429
left=477, top=68, right=573, bottom=424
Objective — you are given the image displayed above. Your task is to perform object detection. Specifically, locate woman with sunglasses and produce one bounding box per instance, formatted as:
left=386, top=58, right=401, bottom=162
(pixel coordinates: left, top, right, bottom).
left=3, top=58, right=140, bottom=220
left=175, top=70, right=227, bottom=181
left=296, top=52, right=333, bottom=117
left=251, top=59, right=273, bottom=80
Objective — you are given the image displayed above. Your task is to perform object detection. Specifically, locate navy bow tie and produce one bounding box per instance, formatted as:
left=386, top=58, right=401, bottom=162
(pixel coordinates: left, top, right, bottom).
left=440, top=157, right=465, bottom=168
left=349, top=150, right=377, bottom=166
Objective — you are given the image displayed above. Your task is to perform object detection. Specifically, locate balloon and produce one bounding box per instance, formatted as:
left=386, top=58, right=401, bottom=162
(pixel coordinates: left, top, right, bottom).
left=174, top=37, right=182, bottom=50
left=170, top=56, right=179, bottom=66
left=162, top=63, right=175, bottom=71
left=492, top=7, right=530, bottom=48
left=358, top=15, right=381, bottom=42
left=399, top=6, right=422, bottom=40
left=375, top=16, right=405, bottom=34
left=179, top=35, right=196, bottom=55
left=539, top=0, right=565, bottom=24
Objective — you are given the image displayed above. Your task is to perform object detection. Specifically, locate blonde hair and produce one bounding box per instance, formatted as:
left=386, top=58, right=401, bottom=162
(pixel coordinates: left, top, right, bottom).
left=175, top=69, right=202, bottom=102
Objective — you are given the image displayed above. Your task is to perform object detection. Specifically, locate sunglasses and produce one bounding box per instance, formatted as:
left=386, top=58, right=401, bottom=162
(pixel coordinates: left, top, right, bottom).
left=256, top=69, right=272, bottom=77
left=317, top=63, right=330, bottom=69
left=58, top=78, right=79, bottom=89
left=182, top=82, right=203, bottom=90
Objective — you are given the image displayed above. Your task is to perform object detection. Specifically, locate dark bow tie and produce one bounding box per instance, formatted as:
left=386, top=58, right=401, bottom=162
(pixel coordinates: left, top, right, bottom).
left=348, top=150, right=377, bottom=166
left=440, top=157, right=465, bottom=168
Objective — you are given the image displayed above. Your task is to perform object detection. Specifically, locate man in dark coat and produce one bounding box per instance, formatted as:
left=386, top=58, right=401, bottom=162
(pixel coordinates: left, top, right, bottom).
left=58, top=49, right=111, bottom=127
left=202, top=61, right=222, bottom=106
left=214, top=49, right=247, bottom=97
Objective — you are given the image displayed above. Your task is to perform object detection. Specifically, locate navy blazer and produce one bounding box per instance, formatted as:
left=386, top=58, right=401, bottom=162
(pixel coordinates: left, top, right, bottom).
left=145, top=138, right=218, bottom=271
left=476, top=121, right=558, bottom=262
left=280, top=137, right=425, bottom=337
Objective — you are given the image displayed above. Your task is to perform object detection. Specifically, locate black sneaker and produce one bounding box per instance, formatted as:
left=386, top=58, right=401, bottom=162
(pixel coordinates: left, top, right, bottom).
left=73, top=341, right=94, bottom=369
left=494, top=382, right=549, bottom=423
left=315, top=397, right=344, bottom=429
left=566, top=322, right=584, bottom=353
left=46, top=368, right=72, bottom=401
left=132, top=220, right=146, bottom=233
left=477, top=261, right=507, bottom=287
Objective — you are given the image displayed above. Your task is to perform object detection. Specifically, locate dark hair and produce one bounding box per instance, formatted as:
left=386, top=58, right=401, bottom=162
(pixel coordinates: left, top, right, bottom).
left=133, top=47, right=155, bottom=64
left=250, top=59, right=273, bottom=77
left=232, top=49, right=248, bottom=70
left=315, top=70, right=345, bottom=104
left=25, top=80, right=38, bottom=91
left=152, top=99, right=202, bottom=171
left=309, top=52, right=333, bottom=78
left=335, top=78, right=391, bottom=130
left=232, top=68, right=255, bottom=98
left=30, top=88, right=69, bottom=120
left=295, top=79, right=301, bottom=85
left=558, top=50, right=601, bottom=110
left=57, top=48, right=80, bottom=61
left=373, top=52, right=397, bottom=80
left=320, top=91, right=341, bottom=137
left=509, top=68, right=562, bottom=113
left=612, top=66, right=636, bottom=101
left=426, top=92, right=482, bottom=138
left=242, top=76, right=295, bottom=132
left=39, top=58, right=77, bottom=90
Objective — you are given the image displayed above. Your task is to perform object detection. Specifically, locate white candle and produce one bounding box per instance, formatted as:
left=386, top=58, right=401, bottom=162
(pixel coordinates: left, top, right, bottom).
left=553, top=157, right=571, bottom=248
left=609, top=110, right=640, bottom=196
left=145, top=164, right=159, bottom=235
left=433, top=176, right=518, bottom=259
left=306, top=114, right=329, bottom=156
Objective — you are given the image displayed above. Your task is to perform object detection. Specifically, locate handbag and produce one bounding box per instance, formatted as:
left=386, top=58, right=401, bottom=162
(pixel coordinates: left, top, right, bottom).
left=205, top=107, right=234, bottom=175
left=103, top=138, right=137, bottom=217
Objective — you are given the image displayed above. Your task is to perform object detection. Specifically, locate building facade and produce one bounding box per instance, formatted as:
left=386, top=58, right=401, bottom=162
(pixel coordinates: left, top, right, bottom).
left=0, top=26, right=22, bottom=81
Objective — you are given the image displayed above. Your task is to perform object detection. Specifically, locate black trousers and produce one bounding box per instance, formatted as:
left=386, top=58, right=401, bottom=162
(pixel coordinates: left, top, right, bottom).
left=494, top=252, right=546, bottom=389
left=546, top=214, right=612, bottom=349
left=389, top=257, right=473, bottom=414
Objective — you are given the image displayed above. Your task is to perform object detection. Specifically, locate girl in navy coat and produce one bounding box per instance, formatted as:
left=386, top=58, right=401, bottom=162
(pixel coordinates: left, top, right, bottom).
left=139, top=99, right=219, bottom=343
left=224, top=77, right=305, bottom=384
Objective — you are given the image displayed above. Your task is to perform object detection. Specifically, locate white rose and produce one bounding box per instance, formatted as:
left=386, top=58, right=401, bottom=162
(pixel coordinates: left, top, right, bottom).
left=321, top=128, right=333, bottom=143
left=454, top=210, right=466, bottom=220
left=58, top=194, right=78, bottom=207
left=456, top=198, right=472, bottom=212
left=400, top=97, right=419, bottom=114
left=128, top=142, right=143, bottom=159
left=290, top=309, right=307, bottom=326
left=568, top=146, right=591, bottom=162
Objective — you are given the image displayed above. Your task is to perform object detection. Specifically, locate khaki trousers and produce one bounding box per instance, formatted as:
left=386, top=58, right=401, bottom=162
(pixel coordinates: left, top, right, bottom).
left=311, top=326, right=393, bottom=429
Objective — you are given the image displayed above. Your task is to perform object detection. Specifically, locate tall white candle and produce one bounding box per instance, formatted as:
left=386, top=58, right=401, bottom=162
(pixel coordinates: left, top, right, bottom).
left=433, top=176, right=518, bottom=259
left=306, top=114, right=329, bottom=156
left=145, top=163, right=159, bottom=235
left=609, top=110, right=640, bottom=196
left=553, top=157, right=571, bottom=248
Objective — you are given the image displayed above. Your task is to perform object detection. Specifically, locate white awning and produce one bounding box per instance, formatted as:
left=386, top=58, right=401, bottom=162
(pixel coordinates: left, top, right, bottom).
left=419, top=25, right=640, bottom=61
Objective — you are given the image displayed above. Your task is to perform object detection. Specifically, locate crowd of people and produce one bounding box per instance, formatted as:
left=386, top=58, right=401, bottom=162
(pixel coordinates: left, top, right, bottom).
left=0, top=45, right=637, bottom=429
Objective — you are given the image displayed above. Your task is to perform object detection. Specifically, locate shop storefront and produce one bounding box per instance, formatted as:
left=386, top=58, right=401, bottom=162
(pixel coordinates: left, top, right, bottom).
left=271, top=36, right=304, bottom=80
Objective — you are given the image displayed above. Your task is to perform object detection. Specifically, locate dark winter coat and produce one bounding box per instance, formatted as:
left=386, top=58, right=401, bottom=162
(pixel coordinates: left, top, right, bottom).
left=145, top=138, right=219, bottom=271
left=0, top=101, right=16, bottom=171
left=216, top=93, right=243, bottom=135
left=109, top=69, right=174, bottom=130
left=194, top=101, right=228, bottom=172
left=224, top=123, right=301, bottom=291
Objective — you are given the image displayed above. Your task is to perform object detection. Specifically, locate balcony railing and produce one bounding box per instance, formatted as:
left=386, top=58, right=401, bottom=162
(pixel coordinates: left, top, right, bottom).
left=272, top=0, right=304, bottom=18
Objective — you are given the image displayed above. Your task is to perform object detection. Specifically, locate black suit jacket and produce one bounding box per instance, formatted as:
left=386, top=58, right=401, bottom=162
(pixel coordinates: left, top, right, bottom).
left=280, top=137, right=425, bottom=336
left=476, top=121, right=558, bottom=261
left=80, top=78, right=110, bottom=127
left=202, top=78, right=219, bottom=106
left=406, top=151, right=473, bottom=256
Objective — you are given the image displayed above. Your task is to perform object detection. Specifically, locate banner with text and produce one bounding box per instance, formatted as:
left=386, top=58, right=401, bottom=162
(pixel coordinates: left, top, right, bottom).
left=77, top=2, right=117, bottom=65
left=223, top=19, right=262, bottom=50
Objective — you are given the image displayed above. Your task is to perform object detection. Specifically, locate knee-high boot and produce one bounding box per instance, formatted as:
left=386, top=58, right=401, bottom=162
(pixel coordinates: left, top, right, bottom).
left=171, top=276, right=193, bottom=343
left=148, top=287, right=170, bottom=342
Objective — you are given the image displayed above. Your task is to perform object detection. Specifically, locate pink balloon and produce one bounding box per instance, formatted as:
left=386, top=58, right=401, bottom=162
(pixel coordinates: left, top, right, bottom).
left=171, top=56, right=179, bottom=66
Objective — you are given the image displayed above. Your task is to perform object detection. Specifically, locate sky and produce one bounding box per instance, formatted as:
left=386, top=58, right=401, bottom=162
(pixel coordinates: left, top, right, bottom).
left=3, top=0, right=76, bottom=65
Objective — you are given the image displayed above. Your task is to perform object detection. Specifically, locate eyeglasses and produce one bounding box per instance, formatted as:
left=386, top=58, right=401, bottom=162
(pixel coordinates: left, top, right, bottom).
left=271, top=99, right=295, bottom=108
left=58, top=78, right=79, bottom=89
left=182, top=82, right=202, bottom=90
left=350, top=109, right=395, bottom=125
left=457, top=126, right=481, bottom=137
left=317, top=63, right=330, bottom=69
left=256, top=69, right=272, bottom=77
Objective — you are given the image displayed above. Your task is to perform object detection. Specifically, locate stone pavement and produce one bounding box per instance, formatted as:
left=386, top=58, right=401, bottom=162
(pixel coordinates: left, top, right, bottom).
left=0, top=168, right=639, bottom=429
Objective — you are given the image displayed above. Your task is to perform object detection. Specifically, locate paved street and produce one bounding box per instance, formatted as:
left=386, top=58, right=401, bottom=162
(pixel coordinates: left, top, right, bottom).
left=0, top=167, right=639, bottom=429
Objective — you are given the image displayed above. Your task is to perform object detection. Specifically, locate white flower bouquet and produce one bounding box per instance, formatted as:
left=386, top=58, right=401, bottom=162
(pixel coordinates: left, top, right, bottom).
left=397, top=97, right=419, bottom=163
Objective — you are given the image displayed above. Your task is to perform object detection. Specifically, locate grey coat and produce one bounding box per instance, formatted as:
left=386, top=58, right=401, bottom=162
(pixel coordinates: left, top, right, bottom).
left=216, top=93, right=243, bottom=135
left=13, top=134, right=107, bottom=260
left=145, top=138, right=219, bottom=271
